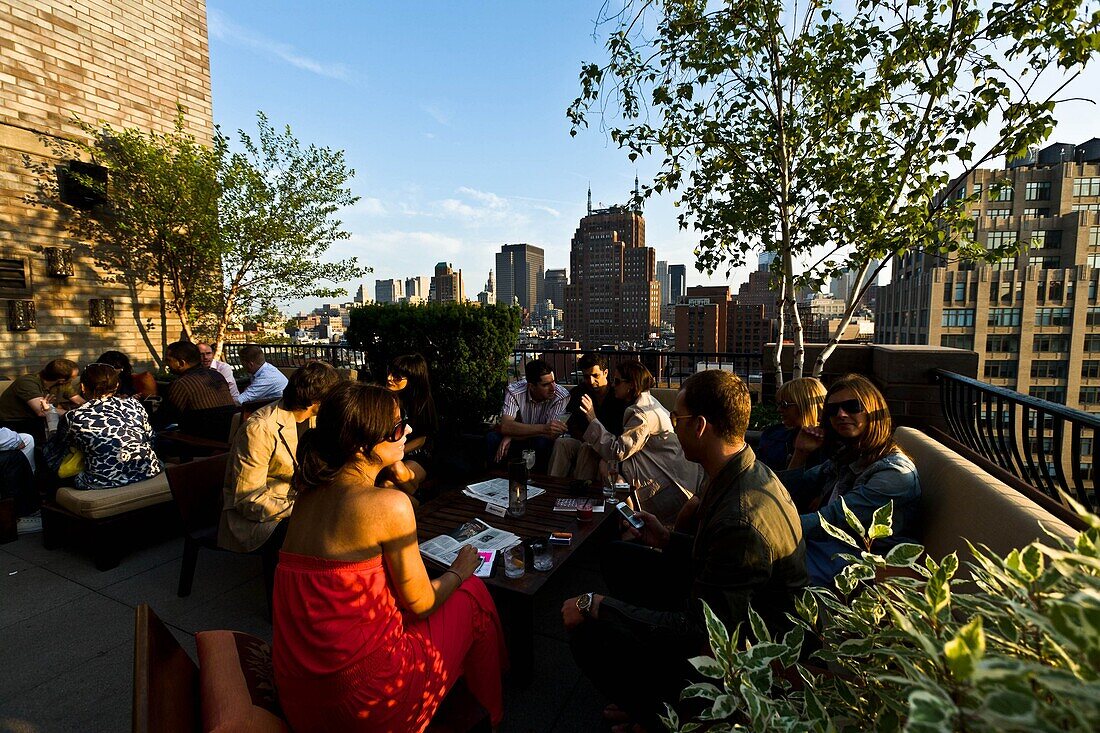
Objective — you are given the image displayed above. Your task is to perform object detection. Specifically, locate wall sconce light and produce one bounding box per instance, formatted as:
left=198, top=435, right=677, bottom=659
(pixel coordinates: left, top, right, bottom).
left=89, top=298, right=115, bottom=327
left=7, top=300, right=36, bottom=331
left=45, top=247, right=74, bottom=277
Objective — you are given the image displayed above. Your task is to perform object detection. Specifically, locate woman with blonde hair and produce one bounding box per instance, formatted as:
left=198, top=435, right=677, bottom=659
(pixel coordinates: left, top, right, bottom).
left=780, top=374, right=920, bottom=586
left=757, top=377, right=827, bottom=472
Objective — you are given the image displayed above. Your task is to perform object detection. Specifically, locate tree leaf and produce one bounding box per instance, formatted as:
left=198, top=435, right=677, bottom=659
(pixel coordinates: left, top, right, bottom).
left=943, top=616, right=985, bottom=680
left=819, top=514, right=860, bottom=548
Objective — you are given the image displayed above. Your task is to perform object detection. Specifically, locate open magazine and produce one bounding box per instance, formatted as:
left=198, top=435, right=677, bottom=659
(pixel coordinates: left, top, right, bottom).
left=419, top=518, right=521, bottom=566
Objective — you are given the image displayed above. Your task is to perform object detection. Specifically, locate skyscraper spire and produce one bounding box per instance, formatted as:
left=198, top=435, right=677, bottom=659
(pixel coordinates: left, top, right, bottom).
left=587, top=183, right=592, bottom=215
left=633, top=174, right=642, bottom=211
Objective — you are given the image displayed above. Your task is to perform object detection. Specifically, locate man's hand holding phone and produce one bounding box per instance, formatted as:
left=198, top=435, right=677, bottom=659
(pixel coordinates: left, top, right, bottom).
left=620, top=506, right=669, bottom=549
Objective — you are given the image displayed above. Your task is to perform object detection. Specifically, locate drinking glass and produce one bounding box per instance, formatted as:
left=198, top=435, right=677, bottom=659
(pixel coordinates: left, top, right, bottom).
left=604, top=459, right=619, bottom=499
left=504, top=544, right=526, bottom=579
left=522, top=449, right=536, bottom=471
left=531, top=541, right=553, bottom=572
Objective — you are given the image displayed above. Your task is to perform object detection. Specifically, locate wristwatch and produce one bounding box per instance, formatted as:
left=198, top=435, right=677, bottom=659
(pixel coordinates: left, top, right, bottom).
left=576, top=592, right=595, bottom=618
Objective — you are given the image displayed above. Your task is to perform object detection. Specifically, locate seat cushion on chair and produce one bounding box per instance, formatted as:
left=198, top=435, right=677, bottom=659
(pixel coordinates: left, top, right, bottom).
left=195, top=630, right=288, bottom=733
left=54, top=472, right=171, bottom=519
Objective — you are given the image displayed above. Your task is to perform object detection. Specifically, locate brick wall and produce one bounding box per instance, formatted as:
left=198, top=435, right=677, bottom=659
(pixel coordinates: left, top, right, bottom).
left=0, top=0, right=211, bottom=375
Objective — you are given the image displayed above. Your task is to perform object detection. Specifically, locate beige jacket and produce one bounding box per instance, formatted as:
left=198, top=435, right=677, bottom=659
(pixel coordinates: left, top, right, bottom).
left=217, top=402, right=298, bottom=553
left=583, top=391, right=703, bottom=496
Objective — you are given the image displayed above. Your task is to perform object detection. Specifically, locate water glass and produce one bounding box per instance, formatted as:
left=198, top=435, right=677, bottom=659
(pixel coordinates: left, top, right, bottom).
left=522, top=449, right=536, bottom=471
left=504, top=544, right=526, bottom=579
left=604, top=459, right=619, bottom=499
left=531, top=541, right=553, bottom=572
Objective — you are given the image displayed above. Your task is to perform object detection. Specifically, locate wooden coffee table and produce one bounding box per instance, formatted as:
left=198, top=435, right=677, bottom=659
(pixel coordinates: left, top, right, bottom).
left=415, top=472, right=615, bottom=681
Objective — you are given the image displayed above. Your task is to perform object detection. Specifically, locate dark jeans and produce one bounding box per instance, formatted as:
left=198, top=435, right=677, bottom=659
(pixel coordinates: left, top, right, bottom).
left=485, top=432, right=555, bottom=474
left=0, top=450, right=37, bottom=516
left=569, top=541, right=703, bottom=730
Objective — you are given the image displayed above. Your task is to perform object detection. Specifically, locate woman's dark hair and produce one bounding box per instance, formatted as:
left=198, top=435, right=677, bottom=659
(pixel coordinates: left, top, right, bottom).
left=95, top=351, right=135, bottom=396
left=281, top=362, right=341, bottom=411
left=294, top=383, right=400, bottom=494
left=388, top=353, right=438, bottom=435
left=80, top=363, right=120, bottom=399
left=614, top=360, right=655, bottom=404
left=822, top=373, right=898, bottom=463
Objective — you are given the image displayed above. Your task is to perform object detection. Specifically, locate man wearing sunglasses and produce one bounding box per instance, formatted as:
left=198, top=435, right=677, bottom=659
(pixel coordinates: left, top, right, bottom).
left=489, top=359, right=569, bottom=473
left=562, top=369, right=807, bottom=731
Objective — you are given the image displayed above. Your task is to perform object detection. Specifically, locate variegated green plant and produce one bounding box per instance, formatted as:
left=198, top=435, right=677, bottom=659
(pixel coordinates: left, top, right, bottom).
left=664, top=496, right=1100, bottom=732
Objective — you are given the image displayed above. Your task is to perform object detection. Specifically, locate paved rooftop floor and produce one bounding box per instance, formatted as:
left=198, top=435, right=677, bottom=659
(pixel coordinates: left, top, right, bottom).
left=0, top=527, right=613, bottom=732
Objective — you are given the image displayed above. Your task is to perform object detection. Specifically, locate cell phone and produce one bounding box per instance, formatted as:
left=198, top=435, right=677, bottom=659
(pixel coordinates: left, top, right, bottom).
left=615, top=501, right=645, bottom=531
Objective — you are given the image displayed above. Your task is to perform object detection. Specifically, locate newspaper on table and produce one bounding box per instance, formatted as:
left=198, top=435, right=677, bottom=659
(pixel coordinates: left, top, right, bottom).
left=462, top=477, right=546, bottom=506
left=419, top=518, right=521, bottom=566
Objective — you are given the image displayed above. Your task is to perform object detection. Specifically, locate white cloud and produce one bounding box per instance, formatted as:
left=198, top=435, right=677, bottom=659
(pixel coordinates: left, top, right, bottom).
left=532, top=205, right=561, bottom=218
left=420, top=104, right=451, bottom=126
left=351, top=197, right=387, bottom=216
left=208, top=9, right=353, bottom=82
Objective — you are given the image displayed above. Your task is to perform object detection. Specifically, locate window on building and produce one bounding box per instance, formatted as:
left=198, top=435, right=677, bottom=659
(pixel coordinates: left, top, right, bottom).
left=1090, top=227, right=1100, bottom=247
left=984, top=361, right=1017, bottom=378
left=1083, top=361, right=1100, bottom=379
left=988, top=335, right=1020, bottom=352
left=1048, top=281, right=1064, bottom=302
left=987, top=308, right=1021, bottom=327
left=942, top=308, right=975, bottom=327
left=987, top=209, right=1011, bottom=219
left=990, top=258, right=1018, bottom=271
left=1033, top=334, right=1070, bottom=352
left=1023, top=208, right=1050, bottom=218
left=953, top=282, right=967, bottom=301
left=1081, top=387, right=1100, bottom=405
left=972, top=183, right=983, bottom=197
left=1074, top=203, right=1100, bottom=212
left=0, top=257, right=32, bottom=297
left=1088, top=306, right=1100, bottom=326
left=1086, top=335, right=1100, bottom=352
left=58, top=160, right=108, bottom=210
left=1035, top=307, right=1072, bottom=326
left=986, top=231, right=1017, bottom=249
left=992, top=182, right=1014, bottom=201
left=1029, top=386, right=1066, bottom=403
left=941, top=334, right=974, bottom=350
left=1025, top=181, right=1052, bottom=201
left=1031, top=360, right=1068, bottom=378
left=1029, top=256, right=1060, bottom=269
left=1031, top=230, right=1061, bottom=249
left=1073, top=177, right=1100, bottom=197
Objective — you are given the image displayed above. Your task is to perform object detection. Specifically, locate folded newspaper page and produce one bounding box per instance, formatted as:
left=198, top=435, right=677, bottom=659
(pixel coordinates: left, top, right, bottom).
left=462, top=477, right=546, bottom=505
left=419, top=518, right=521, bottom=566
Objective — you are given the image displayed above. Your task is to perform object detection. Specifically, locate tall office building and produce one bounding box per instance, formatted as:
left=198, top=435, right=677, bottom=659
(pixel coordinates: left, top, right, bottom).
left=405, top=276, right=431, bottom=300
left=564, top=199, right=660, bottom=346
left=656, top=260, right=670, bottom=305
left=494, top=243, right=545, bottom=311
left=830, top=260, right=883, bottom=303
left=876, top=138, right=1100, bottom=410
left=545, top=268, right=568, bottom=311
left=375, top=278, right=404, bottom=303
left=431, top=262, right=465, bottom=303
left=354, top=284, right=368, bottom=304
left=674, top=286, right=771, bottom=355
left=668, top=264, right=687, bottom=304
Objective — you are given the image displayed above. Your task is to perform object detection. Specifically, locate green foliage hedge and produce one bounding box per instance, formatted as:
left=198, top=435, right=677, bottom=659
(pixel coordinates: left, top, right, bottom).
left=345, top=302, right=521, bottom=433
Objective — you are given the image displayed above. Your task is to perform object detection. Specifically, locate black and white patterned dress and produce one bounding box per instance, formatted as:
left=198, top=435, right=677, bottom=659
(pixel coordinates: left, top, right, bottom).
left=56, top=396, right=161, bottom=490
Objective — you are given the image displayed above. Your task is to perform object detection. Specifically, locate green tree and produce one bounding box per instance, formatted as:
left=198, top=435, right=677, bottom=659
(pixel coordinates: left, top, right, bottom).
left=570, top=0, right=1100, bottom=383
left=25, top=113, right=223, bottom=366
left=27, top=110, right=368, bottom=363
left=346, top=302, right=522, bottom=433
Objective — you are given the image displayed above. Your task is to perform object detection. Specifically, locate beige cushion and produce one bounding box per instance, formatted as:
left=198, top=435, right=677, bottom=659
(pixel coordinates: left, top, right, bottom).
left=893, top=427, right=1076, bottom=563
left=650, top=387, right=678, bottom=412
left=55, top=471, right=171, bottom=519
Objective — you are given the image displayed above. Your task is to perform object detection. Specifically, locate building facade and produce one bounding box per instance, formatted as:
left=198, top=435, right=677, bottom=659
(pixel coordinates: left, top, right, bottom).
left=564, top=203, right=660, bottom=346
left=405, top=275, right=431, bottom=300
left=668, top=264, right=687, bottom=304
left=1, top=0, right=213, bottom=372
left=375, top=278, right=404, bottom=303
left=544, top=268, right=567, bottom=311
left=877, top=139, right=1100, bottom=411
left=675, top=286, right=730, bottom=352
left=431, top=261, right=465, bottom=303
left=494, top=243, right=544, bottom=311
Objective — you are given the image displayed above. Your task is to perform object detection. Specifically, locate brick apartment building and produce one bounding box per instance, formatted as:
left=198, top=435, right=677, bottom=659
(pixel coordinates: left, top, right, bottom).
left=675, top=285, right=770, bottom=355
left=564, top=201, right=660, bottom=346
left=0, top=0, right=213, bottom=373
left=877, top=138, right=1100, bottom=412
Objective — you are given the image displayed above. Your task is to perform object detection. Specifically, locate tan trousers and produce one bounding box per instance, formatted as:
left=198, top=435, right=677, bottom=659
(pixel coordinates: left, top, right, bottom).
left=548, top=436, right=601, bottom=481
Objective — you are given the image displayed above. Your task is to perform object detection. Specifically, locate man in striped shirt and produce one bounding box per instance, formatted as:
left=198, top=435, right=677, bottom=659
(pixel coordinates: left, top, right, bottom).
left=489, top=359, right=569, bottom=473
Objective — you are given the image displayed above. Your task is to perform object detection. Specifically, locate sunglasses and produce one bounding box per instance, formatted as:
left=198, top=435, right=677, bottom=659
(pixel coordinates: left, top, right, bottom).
left=823, top=399, right=865, bottom=418
left=670, top=412, right=695, bottom=428
left=777, top=400, right=796, bottom=409
left=385, top=412, right=409, bottom=442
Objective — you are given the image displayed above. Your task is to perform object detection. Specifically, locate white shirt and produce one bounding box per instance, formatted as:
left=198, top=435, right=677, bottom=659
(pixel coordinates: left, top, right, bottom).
left=210, top=359, right=240, bottom=403
left=238, top=362, right=289, bottom=405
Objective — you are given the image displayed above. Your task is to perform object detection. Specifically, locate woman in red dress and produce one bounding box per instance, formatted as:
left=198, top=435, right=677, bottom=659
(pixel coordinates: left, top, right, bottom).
left=273, top=382, right=506, bottom=732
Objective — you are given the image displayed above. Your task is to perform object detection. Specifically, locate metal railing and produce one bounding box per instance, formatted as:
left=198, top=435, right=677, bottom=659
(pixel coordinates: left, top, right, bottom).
left=512, top=348, right=765, bottom=389
left=936, top=369, right=1098, bottom=511
left=220, top=343, right=369, bottom=370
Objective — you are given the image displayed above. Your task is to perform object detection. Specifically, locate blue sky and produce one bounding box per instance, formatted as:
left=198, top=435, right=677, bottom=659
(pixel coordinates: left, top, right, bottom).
left=207, top=1, right=1100, bottom=314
